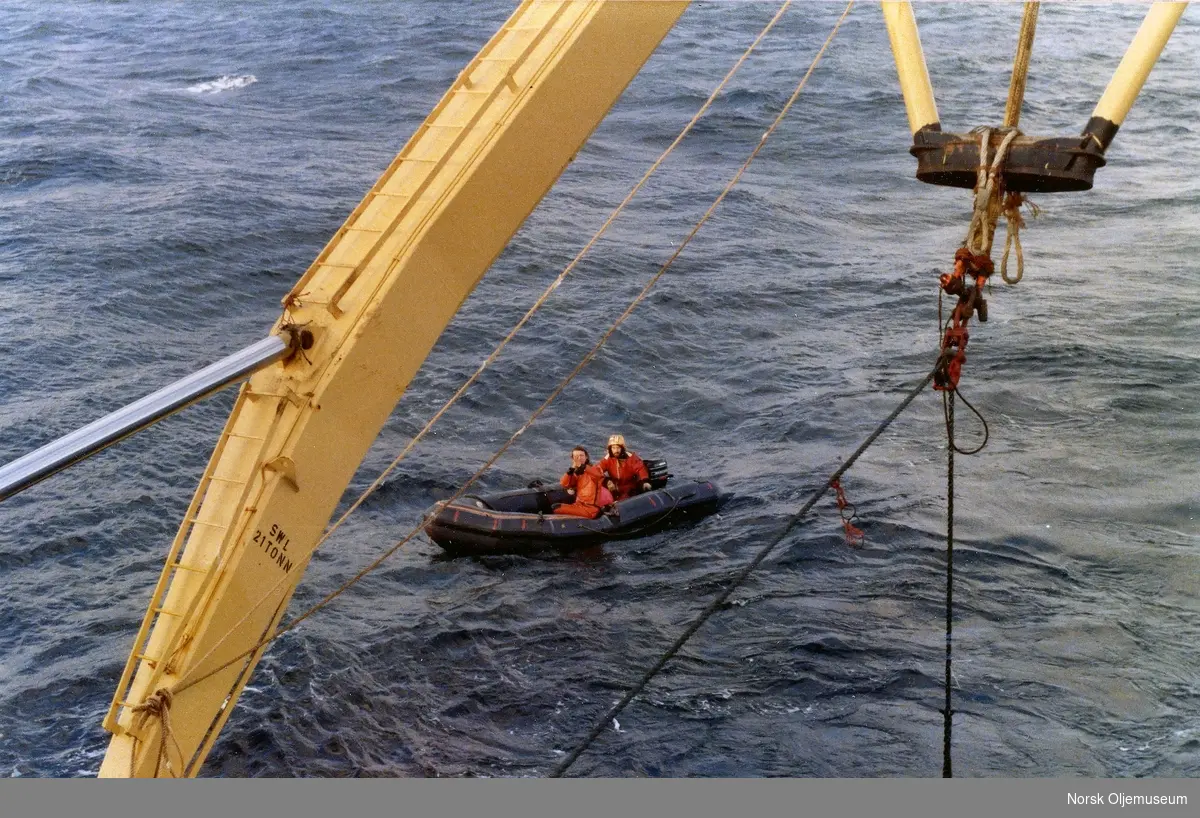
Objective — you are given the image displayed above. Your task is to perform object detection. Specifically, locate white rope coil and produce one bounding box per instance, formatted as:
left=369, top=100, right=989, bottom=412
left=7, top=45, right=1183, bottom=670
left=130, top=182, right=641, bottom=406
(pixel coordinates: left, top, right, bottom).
left=963, top=126, right=1028, bottom=284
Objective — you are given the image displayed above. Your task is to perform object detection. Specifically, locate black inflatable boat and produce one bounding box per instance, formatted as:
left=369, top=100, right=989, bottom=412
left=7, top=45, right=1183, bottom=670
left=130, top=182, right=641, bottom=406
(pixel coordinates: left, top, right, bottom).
left=424, top=460, right=721, bottom=556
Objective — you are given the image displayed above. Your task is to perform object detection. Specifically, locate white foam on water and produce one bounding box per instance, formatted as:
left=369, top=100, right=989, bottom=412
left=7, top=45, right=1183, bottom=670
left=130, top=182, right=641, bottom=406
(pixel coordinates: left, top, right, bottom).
left=186, top=74, right=258, bottom=94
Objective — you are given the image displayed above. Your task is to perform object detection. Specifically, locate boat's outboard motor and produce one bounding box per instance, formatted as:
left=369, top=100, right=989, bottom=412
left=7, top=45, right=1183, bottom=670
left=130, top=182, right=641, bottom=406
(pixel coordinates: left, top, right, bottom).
left=646, top=460, right=670, bottom=490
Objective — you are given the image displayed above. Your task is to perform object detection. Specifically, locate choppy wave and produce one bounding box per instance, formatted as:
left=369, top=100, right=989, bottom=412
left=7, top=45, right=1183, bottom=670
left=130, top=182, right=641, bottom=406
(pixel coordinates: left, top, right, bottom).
left=186, top=74, right=258, bottom=94
left=1, top=1, right=1198, bottom=779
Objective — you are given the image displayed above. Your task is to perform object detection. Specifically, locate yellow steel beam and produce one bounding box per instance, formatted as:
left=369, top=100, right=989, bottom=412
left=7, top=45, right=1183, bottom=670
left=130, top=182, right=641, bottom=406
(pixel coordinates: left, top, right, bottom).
left=100, top=0, right=688, bottom=778
left=881, top=1, right=940, bottom=134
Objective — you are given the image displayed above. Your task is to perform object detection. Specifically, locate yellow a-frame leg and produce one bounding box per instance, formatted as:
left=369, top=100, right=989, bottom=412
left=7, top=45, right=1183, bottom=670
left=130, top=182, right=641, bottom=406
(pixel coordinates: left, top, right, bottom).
left=881, top=1, right=939, bottom=135
left=100, top=0, right=688, bottom=778
left=1085, top=1, right=1187, bottom=151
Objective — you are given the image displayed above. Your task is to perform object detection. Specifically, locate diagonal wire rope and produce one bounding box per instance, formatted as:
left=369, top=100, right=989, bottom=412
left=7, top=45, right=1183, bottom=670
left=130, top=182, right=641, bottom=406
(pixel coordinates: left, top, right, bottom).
left=169, top=0, right=854, bottom=721
left=163, top=0, right=796, bottom=704
left=550, top=366, right=931, bottom=777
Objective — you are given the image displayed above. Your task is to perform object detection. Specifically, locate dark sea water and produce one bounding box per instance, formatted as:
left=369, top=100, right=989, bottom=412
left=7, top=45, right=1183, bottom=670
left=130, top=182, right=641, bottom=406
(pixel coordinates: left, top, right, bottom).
left=1, top=1, right=1197, bottom=778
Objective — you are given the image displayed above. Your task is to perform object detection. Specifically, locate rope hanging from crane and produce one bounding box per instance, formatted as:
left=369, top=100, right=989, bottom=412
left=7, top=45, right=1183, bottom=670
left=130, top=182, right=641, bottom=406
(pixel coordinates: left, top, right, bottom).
left=934, top=1, right=1043, bottom=777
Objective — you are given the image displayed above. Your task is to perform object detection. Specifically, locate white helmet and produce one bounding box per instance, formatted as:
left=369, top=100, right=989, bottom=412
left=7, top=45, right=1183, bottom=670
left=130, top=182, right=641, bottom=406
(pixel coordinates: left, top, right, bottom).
left=607, top=434, right=625, bottom=449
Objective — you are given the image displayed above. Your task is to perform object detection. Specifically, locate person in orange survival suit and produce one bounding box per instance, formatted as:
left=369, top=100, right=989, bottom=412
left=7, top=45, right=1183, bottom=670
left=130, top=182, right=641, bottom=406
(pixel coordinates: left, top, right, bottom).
left=553, top=446, right=607, bottom=519
left=598, top=434, right=651, bottom=501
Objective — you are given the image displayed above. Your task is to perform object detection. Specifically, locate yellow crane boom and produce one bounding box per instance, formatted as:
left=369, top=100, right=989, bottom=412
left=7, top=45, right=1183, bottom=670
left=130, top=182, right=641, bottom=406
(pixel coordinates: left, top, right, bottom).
left=100, top=0, right=688, bottom=778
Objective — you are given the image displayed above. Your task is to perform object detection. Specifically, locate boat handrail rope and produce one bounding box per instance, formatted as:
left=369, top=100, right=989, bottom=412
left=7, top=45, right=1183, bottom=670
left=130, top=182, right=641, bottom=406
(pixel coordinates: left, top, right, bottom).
left=148, top=2, right=856, bottom=752
left=551, top=367, right=936, bottom=777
